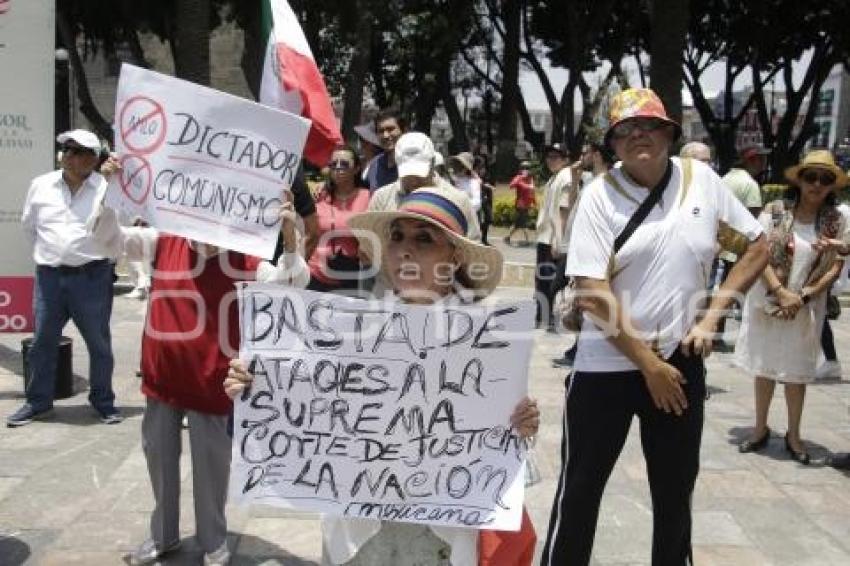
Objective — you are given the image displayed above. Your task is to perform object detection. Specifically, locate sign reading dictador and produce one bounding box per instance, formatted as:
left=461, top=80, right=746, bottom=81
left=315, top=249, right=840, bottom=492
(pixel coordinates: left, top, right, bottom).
left=107, top=64, right=311, bottom=259
left=231, top=285, right=535, bottom=531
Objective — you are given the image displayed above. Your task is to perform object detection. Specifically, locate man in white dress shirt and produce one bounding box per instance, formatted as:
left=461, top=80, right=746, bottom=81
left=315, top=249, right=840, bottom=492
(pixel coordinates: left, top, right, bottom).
left=7, top=129, right=123, bottom=427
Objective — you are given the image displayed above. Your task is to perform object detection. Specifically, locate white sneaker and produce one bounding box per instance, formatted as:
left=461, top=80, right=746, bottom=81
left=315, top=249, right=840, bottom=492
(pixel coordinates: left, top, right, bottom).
left=816, top=360, right=842, bottom=380
left=127, top=538, right=180, bottom=565
left=125, top=287, right=149, bottom=300
left=203, top=541, right=231, bottom=566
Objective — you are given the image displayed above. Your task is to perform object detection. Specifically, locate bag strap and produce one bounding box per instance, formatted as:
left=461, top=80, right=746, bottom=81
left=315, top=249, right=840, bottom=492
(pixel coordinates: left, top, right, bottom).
left=612, top=159, right=673, bottom=253
left=678, top=157, right=693, bottom=206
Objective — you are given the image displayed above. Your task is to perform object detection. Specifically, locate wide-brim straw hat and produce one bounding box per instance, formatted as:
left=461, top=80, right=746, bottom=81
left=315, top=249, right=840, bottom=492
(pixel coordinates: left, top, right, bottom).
left=784, top=149, right=849, bottom=189
left=449, top=151, right=475, bottom=173
left=604, top=88, right=682, bottom=147
left=349, top=185, right=504, bottom=294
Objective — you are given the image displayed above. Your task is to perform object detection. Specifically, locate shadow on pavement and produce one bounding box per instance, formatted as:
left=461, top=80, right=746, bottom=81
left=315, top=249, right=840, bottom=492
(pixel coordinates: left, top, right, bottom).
left=726, top=426, right=833, bottom=466
left=706, top=384, right=728, bottom=397
left=0, top=343, right=24, bottom=376
left=0, top=534, right=31, bottom=566
left=231, top=533, right=321, bottom=566
left=46, top=403, right=145, bottom=426
left=121, top=534, right=319, bottom=566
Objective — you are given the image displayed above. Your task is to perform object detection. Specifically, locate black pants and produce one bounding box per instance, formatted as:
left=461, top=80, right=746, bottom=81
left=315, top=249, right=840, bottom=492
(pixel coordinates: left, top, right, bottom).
left=709, top=258, right=735, bottom=335
left=481, top=221, right=491, bottom=245
left=822, top=317, right=837, bottom=361
left=535, top=243, right=557, bottom=325
left=552, top=254, right=569, bottom=297
left=542, top=349, right=705, bottom=566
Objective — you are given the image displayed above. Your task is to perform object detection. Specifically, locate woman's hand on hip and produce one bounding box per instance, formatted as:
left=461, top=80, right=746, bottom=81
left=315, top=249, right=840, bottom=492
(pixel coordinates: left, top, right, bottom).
left=642, top=360, right=688, bottom=416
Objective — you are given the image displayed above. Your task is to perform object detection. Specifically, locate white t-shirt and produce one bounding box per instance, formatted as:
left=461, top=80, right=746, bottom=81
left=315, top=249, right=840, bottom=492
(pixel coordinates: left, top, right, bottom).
left=536, top=166, right=572, bottom=247
left=455, top=175, right=482, bottom=213
left=566, top=157, right=764, bottom=372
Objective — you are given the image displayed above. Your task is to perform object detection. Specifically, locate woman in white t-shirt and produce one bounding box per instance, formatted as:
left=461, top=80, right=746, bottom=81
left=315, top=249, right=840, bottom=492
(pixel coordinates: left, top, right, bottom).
left=735, top=150, right=850, bottom=464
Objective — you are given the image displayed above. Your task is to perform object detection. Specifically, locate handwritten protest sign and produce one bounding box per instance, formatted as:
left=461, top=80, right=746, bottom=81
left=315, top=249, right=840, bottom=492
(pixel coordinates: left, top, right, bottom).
left=106, top=64, right=311, bottom=259
left=231, top=285, right=535, bottom=531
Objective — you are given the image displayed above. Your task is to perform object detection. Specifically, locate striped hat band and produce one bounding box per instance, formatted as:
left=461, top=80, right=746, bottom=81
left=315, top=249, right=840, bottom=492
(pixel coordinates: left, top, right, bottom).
left=398, top=191, right=468, bottom=236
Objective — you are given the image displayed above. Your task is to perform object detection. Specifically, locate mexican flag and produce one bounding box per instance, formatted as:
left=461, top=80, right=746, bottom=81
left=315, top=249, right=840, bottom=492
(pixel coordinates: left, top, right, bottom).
left=258, top=0, right=341, bottom=167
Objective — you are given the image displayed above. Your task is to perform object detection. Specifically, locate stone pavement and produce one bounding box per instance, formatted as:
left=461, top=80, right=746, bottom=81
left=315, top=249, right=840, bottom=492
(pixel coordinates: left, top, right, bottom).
left=2, top=259, right=850, bottom=565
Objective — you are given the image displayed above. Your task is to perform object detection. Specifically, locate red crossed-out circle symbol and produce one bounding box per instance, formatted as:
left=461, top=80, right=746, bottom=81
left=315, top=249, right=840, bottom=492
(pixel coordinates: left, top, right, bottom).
left=118, top=154, right=153, bottom=205
left=118, top=95, right=167, bottom=155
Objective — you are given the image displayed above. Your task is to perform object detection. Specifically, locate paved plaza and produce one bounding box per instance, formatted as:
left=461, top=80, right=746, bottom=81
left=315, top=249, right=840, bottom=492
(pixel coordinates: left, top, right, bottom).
left=1, top=242, right=850, bottom=565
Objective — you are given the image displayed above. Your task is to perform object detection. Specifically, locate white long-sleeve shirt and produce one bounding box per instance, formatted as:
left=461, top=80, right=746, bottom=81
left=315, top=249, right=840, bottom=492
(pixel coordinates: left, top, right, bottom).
left=21, top=170, right=122, bottom=266
left=454, top=174, right=482, bottom=214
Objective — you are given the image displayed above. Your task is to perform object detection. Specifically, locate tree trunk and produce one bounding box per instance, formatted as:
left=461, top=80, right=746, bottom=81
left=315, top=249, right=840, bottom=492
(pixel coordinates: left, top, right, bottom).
left=56, top=6, right=113, bottom=142
left=649, top=0, right=689, bottom=124
left=240, top=2, right=263, bottom=100
left=715, top=125, right=738, bottom=174
left=370, top=34, right=389, bottom=109
left=493, top=0, right=521, bottom=179
left=516, top=93, right=541, bottom=148
left=412, top=76, right=440, bottom=135
left=173, top=0, right=210, bottom=85
left=441, top=75, right=469, bottom=153
left=560, top=71, right=581, bottom=151
left=117, top=0, right=151, bottom=67
left=341, top=6, right=372, bottom=142
left=764, top=45, right=837, bottom=181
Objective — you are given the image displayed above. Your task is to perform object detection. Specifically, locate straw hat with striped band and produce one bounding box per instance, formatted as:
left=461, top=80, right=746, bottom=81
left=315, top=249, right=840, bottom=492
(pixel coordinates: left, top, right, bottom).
left=349, top=186, right=504, bottom=294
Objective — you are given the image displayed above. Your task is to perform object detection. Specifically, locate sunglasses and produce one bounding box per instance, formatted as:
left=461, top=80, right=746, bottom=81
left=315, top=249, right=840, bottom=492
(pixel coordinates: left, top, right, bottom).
left=610, top=118, right=667, bottom=139
left=62, top=144, right=95, bottom=157
left=800, top=169, right=836, bottom=186
left=329, top=159, right=353, bottom=170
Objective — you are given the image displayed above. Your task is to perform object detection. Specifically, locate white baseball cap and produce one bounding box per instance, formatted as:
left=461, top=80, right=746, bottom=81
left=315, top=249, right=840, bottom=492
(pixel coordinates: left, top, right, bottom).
left=394, top=132, right=435, bottom=178
left=56, top=129, right=102, bottom=153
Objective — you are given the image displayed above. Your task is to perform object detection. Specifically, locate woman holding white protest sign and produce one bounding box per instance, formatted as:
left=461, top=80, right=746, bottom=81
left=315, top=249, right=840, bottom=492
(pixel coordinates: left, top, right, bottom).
left=225, top=185, right=540, bottom=566
left=124, top=204, right=308, bottom=566
left=98, top=156, right=311, bottom=566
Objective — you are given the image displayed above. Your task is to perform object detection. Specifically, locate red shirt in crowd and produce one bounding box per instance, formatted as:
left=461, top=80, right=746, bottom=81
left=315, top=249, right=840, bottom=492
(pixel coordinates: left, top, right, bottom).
left=141, top=236, right=261, bottom=415
left=509, top=173, right=535, bottom=209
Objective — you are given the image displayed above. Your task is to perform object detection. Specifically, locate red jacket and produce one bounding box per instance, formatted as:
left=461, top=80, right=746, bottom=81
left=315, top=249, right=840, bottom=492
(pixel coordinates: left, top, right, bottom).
left=141, top=236, right=261, bottom=414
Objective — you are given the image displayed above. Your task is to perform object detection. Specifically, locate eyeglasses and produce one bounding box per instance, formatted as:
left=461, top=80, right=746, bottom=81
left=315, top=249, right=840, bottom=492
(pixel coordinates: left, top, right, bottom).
left=62, top=144, right=95, bottom=157
left=800, top=169, right=836, bottom=186
left=610, top=118, right=667, bottom=139
left=330, top=159, right=353, bottom=170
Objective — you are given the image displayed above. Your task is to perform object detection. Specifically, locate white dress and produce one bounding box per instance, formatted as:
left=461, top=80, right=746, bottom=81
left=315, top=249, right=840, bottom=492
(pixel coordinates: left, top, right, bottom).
left=734, top=221, right=826, bottom=383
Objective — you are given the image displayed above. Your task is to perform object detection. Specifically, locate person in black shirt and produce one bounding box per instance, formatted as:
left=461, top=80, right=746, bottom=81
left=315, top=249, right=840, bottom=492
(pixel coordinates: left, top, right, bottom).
left=474, top=156, right=494, bottom=246
left=272, top=167, right=318, bottom=263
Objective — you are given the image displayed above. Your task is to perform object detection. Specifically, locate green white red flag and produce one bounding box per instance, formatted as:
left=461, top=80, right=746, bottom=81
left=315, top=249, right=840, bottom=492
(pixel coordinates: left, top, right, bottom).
left=259, top=0, right=341, bottom=167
